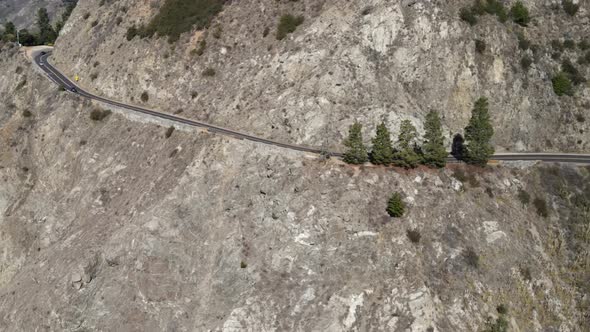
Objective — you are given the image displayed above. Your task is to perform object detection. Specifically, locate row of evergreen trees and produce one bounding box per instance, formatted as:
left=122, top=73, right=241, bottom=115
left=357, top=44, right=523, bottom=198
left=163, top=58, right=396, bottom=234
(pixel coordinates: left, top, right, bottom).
left=342, top=97, right=495, bottom=168
left=1, top=1, right=77, bottom=46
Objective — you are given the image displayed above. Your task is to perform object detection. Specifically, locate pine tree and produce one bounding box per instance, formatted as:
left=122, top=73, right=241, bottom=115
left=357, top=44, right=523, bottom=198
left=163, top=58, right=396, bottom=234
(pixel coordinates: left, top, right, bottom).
left=2, top=21, right=16, bottom=42
left=464, top=97, right=495, bottom=166
left=343, top=122, right=368, bottom=164
left=37, top=8, right=57, bottom=44
left=510, top=1, right=530, bottom=26
left=370, top=122, right=394, bottom=165
left=387, top=192, right=405, bottom=218
left=394, top=120, right=420, bottom=168
left=422, top=110, right=447, bottom=168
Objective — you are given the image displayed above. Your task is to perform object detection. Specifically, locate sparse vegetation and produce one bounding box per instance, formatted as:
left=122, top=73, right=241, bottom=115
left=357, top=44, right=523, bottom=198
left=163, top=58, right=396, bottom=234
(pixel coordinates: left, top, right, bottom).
left=516, top=32, right=530, bottom=50
left=276, top=14, right=304, bottom=40
left=387, top=192, right=405, bottom=218
left=561, top=58, right=586, bottom=85
left=562, top=0, right=579, bottom=16
left=517, top=189, right=531, bottom=205
left=563, top=39, right=576, bottom=49
left=196, top=40, right=207, bottom=56
left=136, top=0, right=225, bottom=43
left=484, top=316, right=508, bottom=332
left=475, top=39, right=486, bottom=53
left=202, top=67, right=216, bottom=77
left=520, top=55, right=532, bottom=71
left=406, top=229, right=421, bottom=243
left=22, top=110, right=32, bottom=118
left=463, top=247, right=480, bottom=268
left=496, top=304, right=508, bottom=315
left=533, top=197, right=549, bottom=217
left=460, top=7, right=478, bottom=26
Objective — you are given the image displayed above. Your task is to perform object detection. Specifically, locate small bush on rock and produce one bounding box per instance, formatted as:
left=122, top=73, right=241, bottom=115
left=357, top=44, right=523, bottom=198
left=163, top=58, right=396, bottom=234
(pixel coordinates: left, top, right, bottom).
left=406, top=229, right=421, bottom=243
left=140, top=91, right=149, bottom=102
left=510, top=1, right=530, bottom=26
left=276, top=14, right=304, bottom=40
left=562, top=0, right=579, bottom=16
left=463, top=247, right=480, bottom=268
left=533, top=197, right=549, bottom=217
left=387, top=192, right=405, bottom=218
left=552, top=72, right=574, bottom=96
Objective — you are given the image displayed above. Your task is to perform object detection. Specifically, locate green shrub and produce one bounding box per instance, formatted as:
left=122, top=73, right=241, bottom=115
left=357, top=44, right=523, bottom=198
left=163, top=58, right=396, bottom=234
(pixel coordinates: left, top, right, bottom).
left=563, top=39, right=576, bottom=49
left=91, top=20, right=98, bottom=28
left=140, top=91, right=149, bottom=102
left=475, top=39, right=486, bottom=53
left=193, top=40, right=206, bottom=56
left=496, top=304, right=509, bottom=315
left=576, top=113, right=586, bottom=123
left=139, top=0, right=225, bottom=43
left=89, top=108, right=111, bottom=121
left=533, top=197, right=549, bottom=217
left=516, top=32, right=530, bottom=50
left=460, top=7, right=478, bottom=25
left=579, top=51, right=590, bottom=65
left=520, top=55, right=532, bottom=70
left=212, top=25, right=222, bottom=39
left=484, top=316, right=508, bottom=332
left=22, top=110, right=32, bottom=118
left=517, top=189, right=531, bottom=205
left=562, top=58, right=586, bottom=85
left=82, top=12, right=90, bottom=20
left=552, top=72, right=574, bottom=96
left=484, top=0, right=508, bottom=22
left=579, top=39, right=590, bottom=51
left=551, top=39, right=564, bottom=52
left=387, top=193, right=405, bottom=218
left=276, top=14, right=304, bottom=40
left=202, top=67, right=216, bottom=76
left=406, top=229, right=421, bottom=243
left=165, top=126, right=175, bottom=138
left=510, top=1, right=530, bottom=26
left=126, top=25, right=139, bottom=41
left=562, top=0, right=579, bottom=16
left=463, top=247, right=480, bottom=268
left=240, top=261, right=247, bottom=268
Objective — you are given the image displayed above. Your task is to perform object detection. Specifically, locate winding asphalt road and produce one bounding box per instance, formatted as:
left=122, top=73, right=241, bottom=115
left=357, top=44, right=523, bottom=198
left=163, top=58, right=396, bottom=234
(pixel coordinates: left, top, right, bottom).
left=33, top=51, right=590, bottom=165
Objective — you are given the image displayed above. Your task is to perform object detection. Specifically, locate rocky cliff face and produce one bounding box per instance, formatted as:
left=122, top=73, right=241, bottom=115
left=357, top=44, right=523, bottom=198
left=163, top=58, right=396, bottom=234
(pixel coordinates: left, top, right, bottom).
left=51, top=0, right=589, bottom=153
left=1, top=1, right=590, bottom=331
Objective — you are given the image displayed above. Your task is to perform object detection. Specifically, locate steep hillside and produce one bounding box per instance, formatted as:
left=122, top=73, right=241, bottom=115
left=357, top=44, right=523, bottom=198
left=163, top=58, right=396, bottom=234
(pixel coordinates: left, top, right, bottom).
left=1, top=1, right=590, bottom=331
left=51, top=0, right=590, bottom=153
left=0, top=45, right=590, bottom=330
